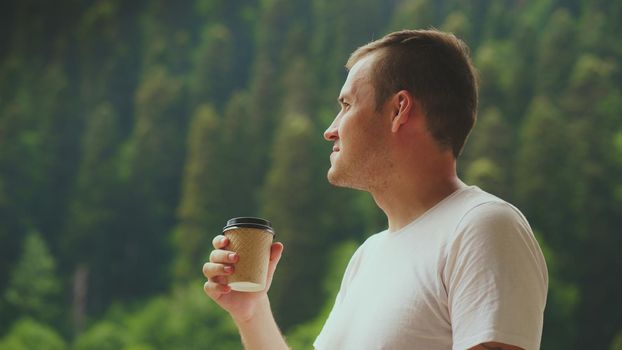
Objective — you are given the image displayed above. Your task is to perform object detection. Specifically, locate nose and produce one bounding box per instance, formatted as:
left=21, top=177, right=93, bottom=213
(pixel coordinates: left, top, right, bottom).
left=324, top=117, right=339, bottom=141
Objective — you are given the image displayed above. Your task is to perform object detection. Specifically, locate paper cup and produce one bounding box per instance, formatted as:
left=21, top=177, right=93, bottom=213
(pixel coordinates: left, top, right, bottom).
left=223, top=217, right=275, bottom=292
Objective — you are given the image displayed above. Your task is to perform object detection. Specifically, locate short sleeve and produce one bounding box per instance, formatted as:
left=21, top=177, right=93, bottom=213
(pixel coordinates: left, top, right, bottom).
left=314, top=240, right=366, bottom=349
left=443, top=202, right=548, bottom=350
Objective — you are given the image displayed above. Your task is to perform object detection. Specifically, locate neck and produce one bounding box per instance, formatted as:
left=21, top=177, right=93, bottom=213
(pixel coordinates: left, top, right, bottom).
left=370, top=156, right=466, bottom=232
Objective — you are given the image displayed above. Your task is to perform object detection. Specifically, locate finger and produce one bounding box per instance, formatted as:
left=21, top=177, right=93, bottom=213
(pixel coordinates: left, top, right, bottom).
left=202, top=262, right=235, bottom=279
left=209, top=275, right=229, bottom=285
left=209, top=249, right=238, bottom=263
left=265, top=242, right=284, bottom=290
left=270, top=241, right=284, bottom=263
left=204, top=280, right=231, bottom=297
left=212, top=235, right=229, bottom=249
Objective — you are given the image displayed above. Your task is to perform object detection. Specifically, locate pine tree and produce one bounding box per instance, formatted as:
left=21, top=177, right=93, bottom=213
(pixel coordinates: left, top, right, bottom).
left=219, top=92, right=265, bottom=215
left=516, top=97, right=572, bottom=252
left=534, top=8, right=577, bottom=97
left=560, top=50, right=622, bottom=349
left=62, top=102, right=123, bottom=323
left=5, top=231, right=61, bottom=326
left=173, top=104, right=222, bottom=282
left=190, top=24, right=236, bottom=110
left=114, top=65, right=187, bottom=300
left=64, top=103, right=121, bottom=265
left=515, top=96, right=580, bottom=349
left=259, top=113, right=330, bottom=330
left=461, top=107, right=513, bottom=199
left=0, top=318, right=66, bottom=350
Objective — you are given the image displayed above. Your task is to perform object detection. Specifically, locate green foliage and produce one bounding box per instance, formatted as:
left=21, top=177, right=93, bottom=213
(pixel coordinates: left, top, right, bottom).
left=516, top=97, right=570, bottom=250
left=1, top=0, right=622, bottom=348
left=261, top=114, right=330, bottom=329
left=63, top=102, right=121, bottom=265
left=190, top=24, right=236, bottom=108
left=0, top=318, right=66, bottom=350
left=536, top=231, right=579, bottom=349
left=73, top=321, right=130, bottom=350
left=462, top=107, right=513, bottom=199
left=441, top=11, right=472, bottom=43
left=388, top=0, right=435, bottom=31
left=534, top=8, right=576, bottom=96
left=4, top=231, right=60, bottom=325
left=73, top=282, right=239, bottom=350
left=286, top=240, right=359, bottom=349
left=173, top=104, right=222, bottom=282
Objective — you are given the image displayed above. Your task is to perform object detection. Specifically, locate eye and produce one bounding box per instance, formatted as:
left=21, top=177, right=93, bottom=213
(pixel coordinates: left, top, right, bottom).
left=338, top=97, right=350, bottom=111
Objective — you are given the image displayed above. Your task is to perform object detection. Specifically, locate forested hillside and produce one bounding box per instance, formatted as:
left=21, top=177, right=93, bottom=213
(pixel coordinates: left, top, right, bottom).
left=1, top=0, right=621, bottom=349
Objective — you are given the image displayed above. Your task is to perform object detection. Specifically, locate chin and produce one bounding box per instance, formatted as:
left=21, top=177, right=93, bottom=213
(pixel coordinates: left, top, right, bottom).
left=326, top=167, right=344, bottom=187
left=327, top=168, right=367, bottom=191
left=326, top=168, right=339, bottom=186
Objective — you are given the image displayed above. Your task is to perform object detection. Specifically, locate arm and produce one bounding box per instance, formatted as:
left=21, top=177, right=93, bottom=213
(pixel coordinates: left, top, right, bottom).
left=446, top=202, right=548, bottom=350
left=203, top=235, right=289, bottom=350
left=469, top=342, right=524, bottom=350
left=233, top=295, right=289, bottom=350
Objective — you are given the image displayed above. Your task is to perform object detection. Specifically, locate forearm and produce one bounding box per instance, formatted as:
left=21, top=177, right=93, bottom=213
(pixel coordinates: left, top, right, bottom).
left=233, top=296, right=289, bottom=350
left=468, top=342, right=523, bottom=350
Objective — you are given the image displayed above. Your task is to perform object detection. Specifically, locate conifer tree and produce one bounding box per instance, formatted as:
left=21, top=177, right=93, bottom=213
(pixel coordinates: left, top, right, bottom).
left=114, top=65, right=187, bottom=299
left=310, top=0, right=394, bottom=109
left=218, top=91, right=268, bottom=219
left=173, top=104, right=222, bottom=282
left=461, top=107, right=513, bottom=199
left=516, top=97, right=571, bottom=251
left=62, top=102, right=123, bottom=317
left=560, top=51, right=622, bottom=349
left=0, top=318, right=66, bottom=350
left=441, top=11, right=472, bottom=43
left=64, top=103, right=121, bottom=263
left=259, top=113, right=329, bottom=330
left=387, top=0, right=435, bottom=31
left=190, top=24, right=236, bottom=110
left=5, top=231, right=61, bottom=326
left=534, top=8, right=576, bottom=97
left=1, top=1, right=622, bottom=346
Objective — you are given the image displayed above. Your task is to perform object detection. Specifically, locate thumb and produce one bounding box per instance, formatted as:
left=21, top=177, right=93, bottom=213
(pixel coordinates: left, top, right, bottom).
left=265, top=242, right=284, bottom=290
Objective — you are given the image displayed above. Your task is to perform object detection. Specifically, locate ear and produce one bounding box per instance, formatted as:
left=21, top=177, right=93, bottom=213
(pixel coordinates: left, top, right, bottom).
left=390, top=90, right=413, bottom=133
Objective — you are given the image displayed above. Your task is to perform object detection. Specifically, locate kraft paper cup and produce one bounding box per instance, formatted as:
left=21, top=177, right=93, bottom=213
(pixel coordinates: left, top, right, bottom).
left=223, top=217, right=275, bottom=292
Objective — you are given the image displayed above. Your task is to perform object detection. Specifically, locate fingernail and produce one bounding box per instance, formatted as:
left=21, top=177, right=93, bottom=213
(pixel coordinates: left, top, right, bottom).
left=220, top=237, right=227, bottom=244
left=224, top=265, right=233, bottom=273
left=228, top=253, right=237, bottom=262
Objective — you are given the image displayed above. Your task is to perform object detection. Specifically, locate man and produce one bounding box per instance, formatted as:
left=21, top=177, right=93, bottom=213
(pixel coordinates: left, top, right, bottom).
left=203, top=29, right=548, bottom=350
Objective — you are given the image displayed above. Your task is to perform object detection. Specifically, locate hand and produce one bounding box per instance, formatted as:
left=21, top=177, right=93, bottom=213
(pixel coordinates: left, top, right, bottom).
left=202, top=234, right=284, bottom=322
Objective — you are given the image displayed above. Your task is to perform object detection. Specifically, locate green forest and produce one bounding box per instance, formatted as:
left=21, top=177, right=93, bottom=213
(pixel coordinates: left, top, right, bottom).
left=0, top=0, right=621, bottom=349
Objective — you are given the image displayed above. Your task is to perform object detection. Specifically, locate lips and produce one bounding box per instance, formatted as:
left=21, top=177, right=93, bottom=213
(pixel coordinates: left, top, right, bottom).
left=330, top=145, right=340, bottom=162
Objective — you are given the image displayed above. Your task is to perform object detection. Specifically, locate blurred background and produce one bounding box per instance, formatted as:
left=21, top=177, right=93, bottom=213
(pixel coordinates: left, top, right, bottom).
left=0, top=0, right=621, bottom=349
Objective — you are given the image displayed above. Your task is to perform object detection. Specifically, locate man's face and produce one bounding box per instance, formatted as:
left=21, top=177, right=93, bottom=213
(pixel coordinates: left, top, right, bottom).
left=323, top=54, right=392, bottom=191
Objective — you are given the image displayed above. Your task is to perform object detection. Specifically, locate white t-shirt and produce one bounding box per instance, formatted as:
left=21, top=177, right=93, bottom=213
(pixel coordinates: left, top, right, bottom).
left=314, top=186, right=548, bottom=350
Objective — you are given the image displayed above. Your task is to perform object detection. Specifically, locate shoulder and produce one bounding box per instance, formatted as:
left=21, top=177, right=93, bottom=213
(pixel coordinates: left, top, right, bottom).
left=431, top=186, right=519, bottom=231
left=443, top=190, right=548, bottom=297
left=448, top=197, right=540, bottom=265
left=444, top=192, right=548, bottom=350
left=458, top=200, right=531, bottom=235
left=448, top=187, right=532, bottom=241
left=357, top=230, right=388, bottom=253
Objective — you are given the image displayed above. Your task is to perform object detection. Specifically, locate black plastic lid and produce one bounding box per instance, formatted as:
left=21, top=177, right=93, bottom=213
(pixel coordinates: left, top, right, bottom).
left=223, top=217, right=275, bottom=234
